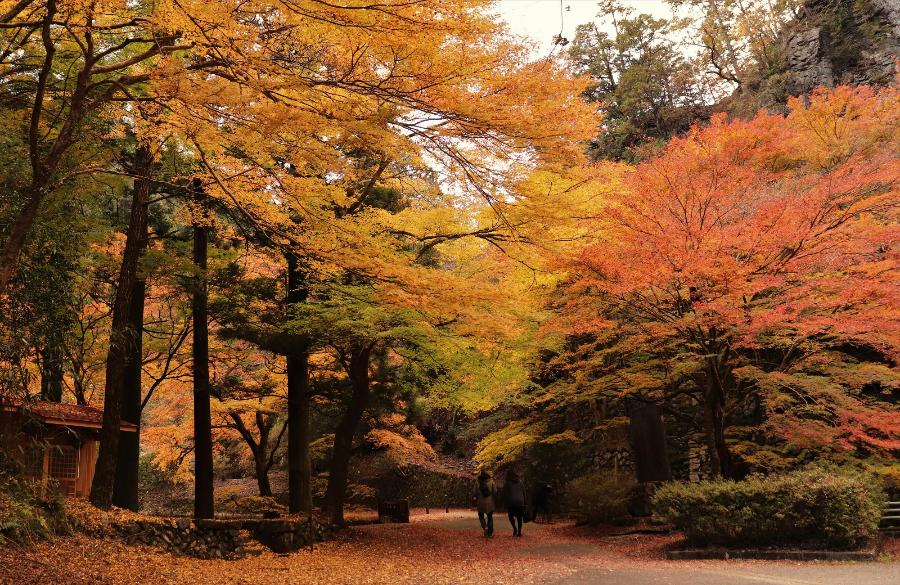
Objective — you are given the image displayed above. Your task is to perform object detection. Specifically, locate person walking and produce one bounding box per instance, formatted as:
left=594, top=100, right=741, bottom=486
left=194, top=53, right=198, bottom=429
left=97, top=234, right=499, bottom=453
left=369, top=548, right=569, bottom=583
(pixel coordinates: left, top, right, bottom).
left=504, top=469, right=527, bottom=537
left=474, top=469, right=495, bottom=537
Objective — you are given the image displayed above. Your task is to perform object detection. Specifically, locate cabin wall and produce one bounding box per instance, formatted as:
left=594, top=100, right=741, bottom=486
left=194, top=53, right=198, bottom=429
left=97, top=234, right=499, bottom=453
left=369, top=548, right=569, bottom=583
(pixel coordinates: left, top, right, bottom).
left=1, top=410, right=120, bottom=498
left=0, top=412, right=98, bottom=498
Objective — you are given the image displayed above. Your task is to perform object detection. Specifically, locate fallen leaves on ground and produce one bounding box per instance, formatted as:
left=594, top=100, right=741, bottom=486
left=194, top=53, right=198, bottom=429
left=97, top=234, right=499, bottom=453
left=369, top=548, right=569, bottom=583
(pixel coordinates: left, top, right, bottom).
left=0, top=511, right=893, bottom=585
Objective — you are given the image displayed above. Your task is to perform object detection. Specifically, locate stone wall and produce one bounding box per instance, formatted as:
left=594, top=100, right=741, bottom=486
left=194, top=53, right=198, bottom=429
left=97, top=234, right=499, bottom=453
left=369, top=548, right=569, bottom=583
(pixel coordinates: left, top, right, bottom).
left=115, top=518, right=250, bottom=559
left=592, top=448, right=634, bottom=473
left=80, top=513, right=331, bottom=559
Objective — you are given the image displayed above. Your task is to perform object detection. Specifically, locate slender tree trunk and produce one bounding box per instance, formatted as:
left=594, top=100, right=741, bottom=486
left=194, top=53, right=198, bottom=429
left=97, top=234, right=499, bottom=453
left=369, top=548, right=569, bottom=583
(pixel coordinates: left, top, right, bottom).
left=90, top=146, right=153, bottom=509
left=192, top=179, right=215, bottom=519
left=255, top=457, right=273, bottom=498
left=254, top=410, right=274, bottom=498
left=325, top=346, right=372, bottom=526
left=286, top=254, right=313, bottom=513
left=113, top=272, right=146, bottom=511
left=706, top=0, right=743, bottom=85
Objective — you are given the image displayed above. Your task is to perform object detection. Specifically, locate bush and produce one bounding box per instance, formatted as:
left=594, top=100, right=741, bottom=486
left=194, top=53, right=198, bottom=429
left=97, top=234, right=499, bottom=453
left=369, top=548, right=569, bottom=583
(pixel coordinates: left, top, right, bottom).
left=0, top=475, right=69, bottom=545
left=563, top=470, right=635, bottom=525
left=219, top=495, right=287, bottom=516
left=652, top=467, right=883, bottom=549
left=871, top=464, right=900, bottom=498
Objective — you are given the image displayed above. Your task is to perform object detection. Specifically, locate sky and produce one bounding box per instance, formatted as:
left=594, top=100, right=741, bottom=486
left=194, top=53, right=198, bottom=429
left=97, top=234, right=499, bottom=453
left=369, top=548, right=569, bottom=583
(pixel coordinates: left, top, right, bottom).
left=496, top=0, right=674, bottom=54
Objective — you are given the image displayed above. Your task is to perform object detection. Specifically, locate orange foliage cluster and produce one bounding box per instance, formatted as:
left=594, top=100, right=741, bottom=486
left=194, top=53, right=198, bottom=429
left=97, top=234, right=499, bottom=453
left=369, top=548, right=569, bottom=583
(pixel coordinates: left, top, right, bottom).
left=573, top=86, right=898, bottom=349
left=562, top=85, right=899, bottom=454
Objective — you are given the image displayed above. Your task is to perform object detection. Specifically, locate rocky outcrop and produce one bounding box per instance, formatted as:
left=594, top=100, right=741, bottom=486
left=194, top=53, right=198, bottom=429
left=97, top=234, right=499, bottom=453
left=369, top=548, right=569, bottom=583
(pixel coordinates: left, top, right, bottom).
left=785, top=0, right=899, bottom=95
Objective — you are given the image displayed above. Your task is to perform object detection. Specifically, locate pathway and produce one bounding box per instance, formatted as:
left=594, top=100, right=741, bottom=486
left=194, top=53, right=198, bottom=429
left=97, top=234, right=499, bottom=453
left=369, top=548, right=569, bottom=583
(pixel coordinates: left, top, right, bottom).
left=0, top=510, right=897, bottom=585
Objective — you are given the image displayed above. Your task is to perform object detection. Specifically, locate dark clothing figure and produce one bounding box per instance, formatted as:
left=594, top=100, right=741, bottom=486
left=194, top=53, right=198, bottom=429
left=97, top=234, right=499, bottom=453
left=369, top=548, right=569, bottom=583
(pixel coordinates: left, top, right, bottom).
left=503, top=470, right=528, bottom=536
left=474, top=470, right=495, bottom=537
left=507, top=505, right=525, bottom=536
left=532, top=482, right=554, bottom=523
left=478, top=510, right=494, bottom=536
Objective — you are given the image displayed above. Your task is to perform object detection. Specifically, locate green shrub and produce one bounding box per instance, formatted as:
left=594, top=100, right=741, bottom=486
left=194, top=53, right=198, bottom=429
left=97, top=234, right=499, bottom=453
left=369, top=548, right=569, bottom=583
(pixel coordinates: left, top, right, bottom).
left=0, top=475, right=69, bottom=545
left=652, top=467, right=883, bottom=549
left=563, top=470, right=635, bottom=525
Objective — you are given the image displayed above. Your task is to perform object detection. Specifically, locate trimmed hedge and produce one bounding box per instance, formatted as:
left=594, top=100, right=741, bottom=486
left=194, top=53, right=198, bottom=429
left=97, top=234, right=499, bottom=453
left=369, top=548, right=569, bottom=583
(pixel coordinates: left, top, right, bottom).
left=652, top=468, right=883, bottom=549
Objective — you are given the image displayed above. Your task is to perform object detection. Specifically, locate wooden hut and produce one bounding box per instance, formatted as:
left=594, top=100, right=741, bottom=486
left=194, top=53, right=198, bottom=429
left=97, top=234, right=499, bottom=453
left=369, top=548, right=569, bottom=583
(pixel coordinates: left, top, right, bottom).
left=0, top=400, right=137, bottom=498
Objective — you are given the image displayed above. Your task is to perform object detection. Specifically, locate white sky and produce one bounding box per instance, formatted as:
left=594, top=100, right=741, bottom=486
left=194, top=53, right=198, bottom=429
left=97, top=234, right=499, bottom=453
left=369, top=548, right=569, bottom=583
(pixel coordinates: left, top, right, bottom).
left=496, top=0, right=674, bottom=54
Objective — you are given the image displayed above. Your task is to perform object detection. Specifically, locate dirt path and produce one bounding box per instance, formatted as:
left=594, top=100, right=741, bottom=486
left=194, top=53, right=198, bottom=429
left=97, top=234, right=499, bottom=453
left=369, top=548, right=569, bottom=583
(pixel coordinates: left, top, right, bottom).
left=0, top=510, right=897, bottom=585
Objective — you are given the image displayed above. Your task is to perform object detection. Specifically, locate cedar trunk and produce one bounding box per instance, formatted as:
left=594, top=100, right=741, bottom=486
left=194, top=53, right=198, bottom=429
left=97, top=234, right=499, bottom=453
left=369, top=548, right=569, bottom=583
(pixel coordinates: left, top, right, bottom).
left=286, top=254, right=313, bottom=513
left=90, top=146, right=153, bottom=509
left=192, top=181, right=215, bottom=519
left=39, top=333, right=64, bottom=403
left=324, top=346, right=372, bottom=525
left=113, top=275, right=146, bottom=511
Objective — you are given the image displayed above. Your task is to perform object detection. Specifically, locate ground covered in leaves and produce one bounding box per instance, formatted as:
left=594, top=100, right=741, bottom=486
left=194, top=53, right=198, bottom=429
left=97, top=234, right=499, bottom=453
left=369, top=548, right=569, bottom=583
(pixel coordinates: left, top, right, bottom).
left=0, top=510, right=897, bottom=585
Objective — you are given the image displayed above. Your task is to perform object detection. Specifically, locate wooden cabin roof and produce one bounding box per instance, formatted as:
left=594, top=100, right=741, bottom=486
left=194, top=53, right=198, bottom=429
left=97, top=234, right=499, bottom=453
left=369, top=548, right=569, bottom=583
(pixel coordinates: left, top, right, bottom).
left=1, top=400, right=138, bottom=432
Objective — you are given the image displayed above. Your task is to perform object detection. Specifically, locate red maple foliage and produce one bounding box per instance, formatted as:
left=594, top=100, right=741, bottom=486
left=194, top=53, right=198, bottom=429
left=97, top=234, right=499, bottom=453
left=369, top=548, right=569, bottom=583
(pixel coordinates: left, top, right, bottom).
left=559, top=85, right=899, bottom=473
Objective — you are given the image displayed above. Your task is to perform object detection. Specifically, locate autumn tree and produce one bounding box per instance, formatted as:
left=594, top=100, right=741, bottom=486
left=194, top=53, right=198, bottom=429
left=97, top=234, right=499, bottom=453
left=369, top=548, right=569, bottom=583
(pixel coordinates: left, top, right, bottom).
left=211, top=348, right=287, bottom=499
left=0, top=0, right=206, bottom=292
left=569, top=0, right=706, bottom=161
left=550, top=85, right=899, bottom=477
left=2, top=0, right=598, bottom=515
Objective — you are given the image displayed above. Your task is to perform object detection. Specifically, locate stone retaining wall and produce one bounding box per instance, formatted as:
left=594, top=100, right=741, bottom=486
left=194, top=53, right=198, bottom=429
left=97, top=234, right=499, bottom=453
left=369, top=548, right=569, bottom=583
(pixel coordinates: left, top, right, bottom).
left=117, top=518, right=249, bottom=559
left=90, top=515, right=331, bottom=559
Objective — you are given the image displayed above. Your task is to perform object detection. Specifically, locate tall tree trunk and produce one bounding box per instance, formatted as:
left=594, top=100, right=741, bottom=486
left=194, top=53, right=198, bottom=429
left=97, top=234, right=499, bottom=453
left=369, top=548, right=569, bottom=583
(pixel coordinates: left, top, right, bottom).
left=90, top=145, right=153, bottom=509
left=286, top=254, right=312, bottom=513
left=113, top=272, right=146, bottom=511
left=703, top=362, right=733, bottom=479
left=0, top=0, right=64, bottom=294
left=39, top=333, right=64, bottom=402
left=626, top=399, right=671, bottom=483
left=0, top=189, right=43, bottom=294
left=325, top=345, right=372, bottom=526
left=192, top=179, right=215, bottom=519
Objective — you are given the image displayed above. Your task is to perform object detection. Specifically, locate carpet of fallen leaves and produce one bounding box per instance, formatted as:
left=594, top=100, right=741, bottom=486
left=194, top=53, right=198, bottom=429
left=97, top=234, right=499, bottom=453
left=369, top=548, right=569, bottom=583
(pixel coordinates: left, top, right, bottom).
left=0, top=510, right=896, bottom=585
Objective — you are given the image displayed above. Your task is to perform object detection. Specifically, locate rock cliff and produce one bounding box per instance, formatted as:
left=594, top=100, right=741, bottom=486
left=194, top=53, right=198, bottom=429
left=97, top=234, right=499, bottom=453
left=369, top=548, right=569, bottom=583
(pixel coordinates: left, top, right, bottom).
left=785, top=0, right=899, bottom=95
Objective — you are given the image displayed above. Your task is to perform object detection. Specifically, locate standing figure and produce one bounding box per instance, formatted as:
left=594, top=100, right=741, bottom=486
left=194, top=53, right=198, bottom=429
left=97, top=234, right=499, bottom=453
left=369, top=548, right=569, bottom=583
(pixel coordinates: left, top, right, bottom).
left=504, top=469, right=528, bottom=537
left=532, top=481, right=555, bottom=524
left=474, top=469, right=495, bottom=537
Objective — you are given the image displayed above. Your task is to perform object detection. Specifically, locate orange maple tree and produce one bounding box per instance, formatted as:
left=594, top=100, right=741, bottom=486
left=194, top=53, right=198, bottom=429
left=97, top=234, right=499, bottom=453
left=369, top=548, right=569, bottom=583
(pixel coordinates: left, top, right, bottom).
left=556, top=85, right=899, bottom=476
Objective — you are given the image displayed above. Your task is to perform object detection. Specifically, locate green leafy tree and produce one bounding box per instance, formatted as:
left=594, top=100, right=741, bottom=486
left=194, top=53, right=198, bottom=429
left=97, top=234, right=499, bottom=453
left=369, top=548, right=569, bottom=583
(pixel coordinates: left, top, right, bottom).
left=569, top=1, right=705, bottom=161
